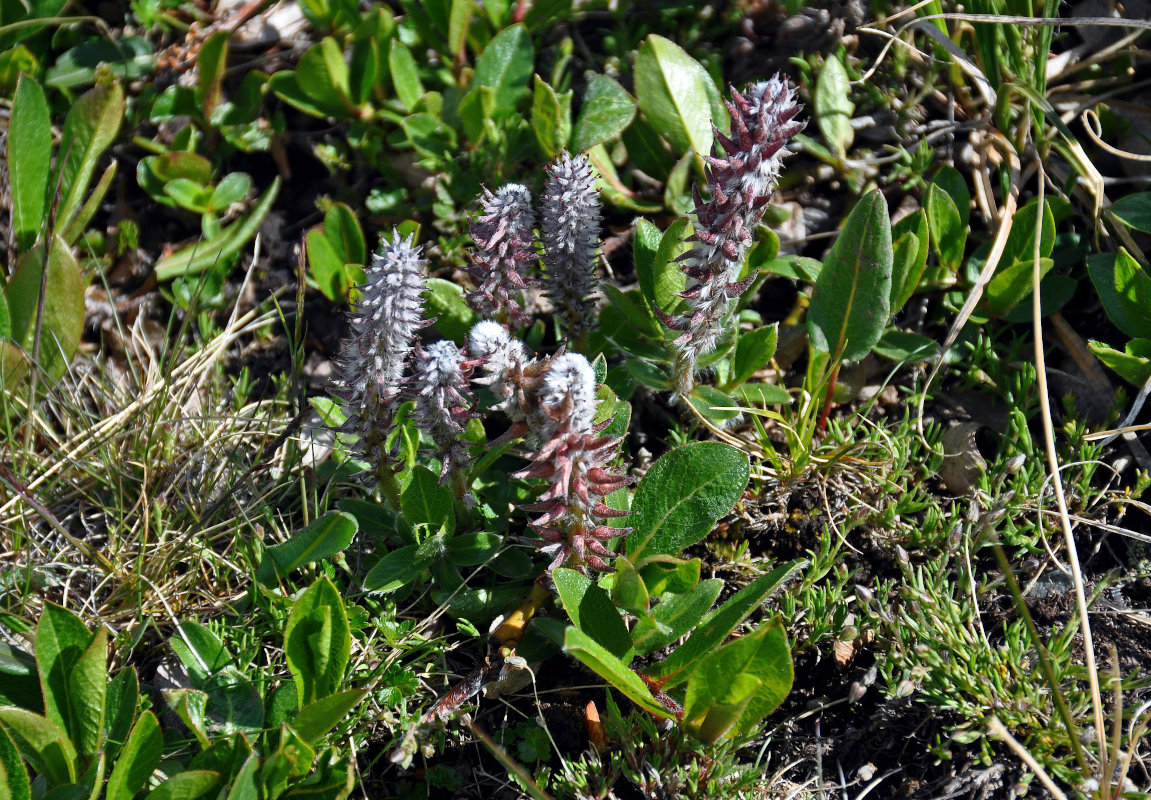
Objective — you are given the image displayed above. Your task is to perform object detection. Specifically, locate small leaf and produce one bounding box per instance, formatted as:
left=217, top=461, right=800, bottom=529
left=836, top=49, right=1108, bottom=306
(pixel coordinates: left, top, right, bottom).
left=814, top=53, right=854, bottom=157
left=283, top=576, right=351, bottom=706
left=290, top=689, right=366, bottom=744
left=626, top=442, right=749, bottom=563
left=639, top=557, right=702, bottom=596
left=154, top=178, right=281, bottom=280
left=389, top=40, right=424, bottom=112
left=1111, top=192, right=1151, bottom=234
left=925, top=182, right=965, bottom=275
left=0, top=707, right=77, bottom=785
left=445, top=533, right=502, bottom=566
left=401, top=466, right=455, bottom=534
left=890, top=210, right=929, bottom=314
left=610, top=558, right=650, bottom=617
left=258, top=511, right=358, bottom=583
left=984, top=258, right=1055, bottom=318
left=873, top=330, right=939, bottom=363
left=1112, top=247, right=1151, bottom=340
left=0, top=721, right=31, bottom=800
left=931, top=165, right=970, bottom=229
left=1090, top=338, right=1151, bottom=387
left=324, top=202, right=366, bottom=265
left=6, top=236, right=86, bottom=381
left=653, top=217, right=691, bottom=320
left=470, top=24, right=534, bottom=118
left=269, top=70, right=348, bottom=118
left=729, top=325, right=778, bottom=387
left=645, top=559, right=806, bottom=688
left=362, top=545, right=426, bottom=593
left=53, top=82, right=125, bottom=230
left=67, top=626, right=107, bottom=758
left=1001, top=197, right=1055, bottom=268
left=634, top=35, right=712, bottom=157
left=807, top=190, right=893, bottom=361
left=683, top=618, right=792, bottom=742
left=531, top=74, right=571, bottom=157
left=686, top=386, right=741, bottom=423
left=307, top=228, right=354, bottom=302
left=208, top=173, right=251, bottom=211
left=146, top=770, right=221, bottom=800
left=34, top=604, right=92, bottom=740
left=8, top=75, right=51, bottom=251
left=170, top=621, right=231, bottom=686
left=734, top=382, right=791, bottom=406
left=1087, top=253, right=1136, bottom=339
left=572, top=74, right=635, bottom=152
left=631, top=578, right=722, bottom=656
left=44, top=36, right=154, bottom=90
left=106, top=712, right=162, bottom=800
left=552, top=569, right=633, bottom=661
left=196, top=32, right=228, bottom=120
left=562, top=628, right=668, bottom=718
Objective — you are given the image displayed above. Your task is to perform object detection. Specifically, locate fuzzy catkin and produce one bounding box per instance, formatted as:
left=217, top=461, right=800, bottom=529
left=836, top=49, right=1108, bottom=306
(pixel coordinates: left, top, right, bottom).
left=465, top=184, right=537, bottom=326
left=411, top=340, right=476, bottom=477
left=335, top=232, right=428, bottom=471
left=540, top=152, right=602, bottom=338
left=662, top=76, right=804, bottom=395
left=513, top=353, right=631, bottom=574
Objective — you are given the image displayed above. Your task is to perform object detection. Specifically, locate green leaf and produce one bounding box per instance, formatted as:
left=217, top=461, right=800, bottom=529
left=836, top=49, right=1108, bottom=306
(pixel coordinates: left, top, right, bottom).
left=734, top=382, right=791, bottom=406
left=424, top=278, right=478, bottom=343
left=653, top=217, right=691, bottom=319
left=362, top=545, right=426, bottom=593
left=6, top=235, right=86, bottom=381
left=470, top=24, right=534, bottom=118
left=102, top=668, right=139, bottom=765
left=610, top=557, right=650, bottom=617
left=633, top=218, right=662, bottom=316
left=106, top=712, right=162, bottom=800
left=401, top=466, right=455, bottom=534
left=34, top=604, right=92, bottom=741
left=68, top=626, right=107, bottom=758
left=0, top=721, right=31, bottom=800
left=137, top=152, right=214, bottom=207
left=759, top=255, right=822, bottom=283
left=552, top=569, right=633, bottom=661
left=639, top=557, right=701, bottom=596
left=448, top=0, right=473, bottom=59
left=634, top=35, right=712, bottom=157
left=686, top=386, right=740, bottom=423
left=1001, top=197, right=1055, bottom=268
left=44, top=37, right=154, bottom=90
left=53, top=82, right=124, bottom=230
left=324, top=202, right=366, bottom=266
left=170, top=623, right=232, bottom=685
left=814, top=53, right=854, bottom=158
left=389, top=40, right=424, bottom=112
left=0, top=708, right=77, bottom=785
left=163, top=689, right=209, bottom=748
left=1087, top=253, right=1136, bottom=339
left=146, top=770, right=221, bottom=800
left=196, top=32, right=228, bottom=120
left=645, top=559, right=805, bottom=688
left=807, top=190, right=893, bottom=361
left=208, top=173, right=251, bottom=211
left=0, top=294, right=10, bottom=341
left=925, top=182, right=965, bottom=275
left=572, top=74, right=635, bottom=152
left=683, top=618, right=792, bottom=742
left=890, top=210, right=929, bottom=314
left=631, top=578, right=723, bottom=656
left=531, top=74, right=571, bottom=157
left=626, top=442, right=749, bottom=563
left=8, top=75, right=50, bottom=251
left=164, top=178, right=212, bottom=213
left=283, top=577, right=351, bottom=706
left=0, top=642, right=41, bottom=712
left=268, top=70, right=349, bottom=118
left=984, top=258, right=1055, bottom=317
left=1090, top=338, right=1151, bottom=387
left=873, top=330, right=939, bottom=363
left=445, top=533, right=502, bottom=567
left=258, top=511, right=358, bottom=584
left=931, top=165, right=970, bottom=229
left=626, top=360, right=672, bottom=391
left=561, top=628, right=668, bottom=718
left=1113, top=247, right=1151, bottom=340
left=1111, top=192, right=1151, bottom=234
left=154, top=177, right=281, bottom=280
left=307, top=228, right=353, bottom=302
left=290, top=689, right=366, bottom=744
left=224, top=752, right=260, bottom=800
left=729, top=325, right=778, bottom=388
